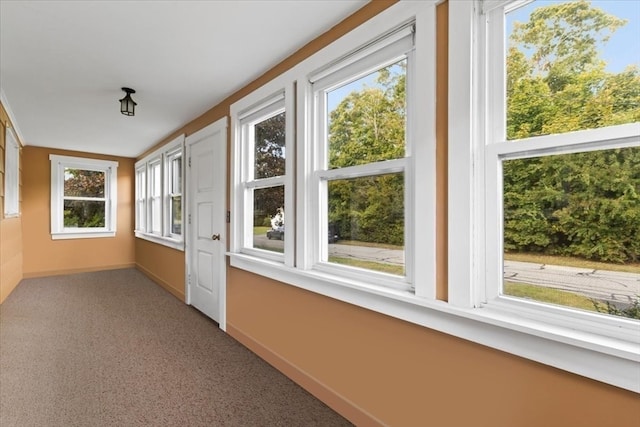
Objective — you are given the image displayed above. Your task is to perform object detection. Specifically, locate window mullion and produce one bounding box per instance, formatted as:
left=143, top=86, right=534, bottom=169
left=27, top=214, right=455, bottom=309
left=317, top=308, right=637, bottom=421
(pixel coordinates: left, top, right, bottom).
left=447, top=0, right=476, bottom=308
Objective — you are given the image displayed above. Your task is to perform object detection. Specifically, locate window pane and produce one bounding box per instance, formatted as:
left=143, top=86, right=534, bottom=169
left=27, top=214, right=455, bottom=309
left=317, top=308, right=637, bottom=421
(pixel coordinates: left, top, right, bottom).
left=327, top=173, right=405, bottom=276
left=149, top=162, right=162, bottom=234
left=171, top=195, right=182, bottom=235
left=505, top=1, right=640, bottom=140
left=171, top=156, right=182, bottom=194
left=64, top=200, right=105, bottom=228
left=327, top=59, right=406, bottom=169
left=502, top=147, right=640, bottom=319
left=254, top=112, right=285, bottom=179
left=64, top=169, right=105, bottom=197
left=253, top=186, right=285, bottom=253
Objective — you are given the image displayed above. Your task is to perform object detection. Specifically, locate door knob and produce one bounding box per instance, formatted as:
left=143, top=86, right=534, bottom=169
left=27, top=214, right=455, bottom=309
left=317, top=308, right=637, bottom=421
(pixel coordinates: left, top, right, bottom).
left=212, top=234, right=220, bottom=240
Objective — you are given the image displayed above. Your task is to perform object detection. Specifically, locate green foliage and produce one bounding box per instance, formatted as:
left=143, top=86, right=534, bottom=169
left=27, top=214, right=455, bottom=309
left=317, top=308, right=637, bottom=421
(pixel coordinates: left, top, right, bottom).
left=592, top=296, right=640, bottom=320
left=63, top=169, right=106, bottom=228
left=328, top=61, right=406, bottom=245
left=504, top=0, right=640, bottom=264
left=253, top=112, right=286, bottom=225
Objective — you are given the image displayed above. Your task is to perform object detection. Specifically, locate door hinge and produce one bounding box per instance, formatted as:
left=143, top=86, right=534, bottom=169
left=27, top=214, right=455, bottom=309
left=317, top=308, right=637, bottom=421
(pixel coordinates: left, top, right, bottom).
left=188, top=157, right=191, bottom=167
left=226, top=210, right=230, bottom=223
left=188, top=274, right=191, bottom=285
left=188, top=214, right=192, bottom=224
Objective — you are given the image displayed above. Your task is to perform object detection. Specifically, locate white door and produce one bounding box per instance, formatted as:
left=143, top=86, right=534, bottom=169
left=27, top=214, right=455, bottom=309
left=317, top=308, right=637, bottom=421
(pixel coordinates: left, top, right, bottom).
left=185, top=118, right=227, bottom=328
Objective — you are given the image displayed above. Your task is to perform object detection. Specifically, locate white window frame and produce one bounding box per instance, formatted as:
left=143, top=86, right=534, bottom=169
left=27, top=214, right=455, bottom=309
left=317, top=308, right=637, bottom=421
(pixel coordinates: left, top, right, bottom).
left=307, top=23, right=416, bottom=292
left=165, top=147, right=183, bottom=239
left=448, top=0, right=639, bottom=392
left=135, top=164, right=146, bottom=232
left=135, top=134, right=185, bottom=250
left=229, top=0, right=639, bottom=394
left=231, top=92, right=294, bottom=264
left=49, top=154, right=118, bottom=240
left=231, top=2, right=436, bottom=318
left=4, top=126, right=19, bottom=217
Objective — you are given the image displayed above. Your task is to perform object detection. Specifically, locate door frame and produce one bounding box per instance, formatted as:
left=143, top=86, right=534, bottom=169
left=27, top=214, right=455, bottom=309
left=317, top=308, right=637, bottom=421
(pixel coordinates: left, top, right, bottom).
left=185, top=116, right=228, bottom=330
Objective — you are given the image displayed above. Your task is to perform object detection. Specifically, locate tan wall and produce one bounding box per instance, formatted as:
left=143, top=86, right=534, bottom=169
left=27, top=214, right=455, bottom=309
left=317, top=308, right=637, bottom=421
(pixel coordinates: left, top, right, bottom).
left=135, top=238, right=185, bottom=300
left=227, top=269, right=639, bottom=427
left=134, top=1, right=639, bottom=425
left=0, top=103, right=23, bottom=303
left=21, top=146, right=135, bottom=277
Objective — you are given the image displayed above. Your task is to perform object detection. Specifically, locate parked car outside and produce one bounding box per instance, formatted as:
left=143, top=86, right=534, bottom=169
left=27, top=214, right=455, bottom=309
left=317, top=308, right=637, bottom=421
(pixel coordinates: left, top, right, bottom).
left=266, top=226, right=284, bottom=240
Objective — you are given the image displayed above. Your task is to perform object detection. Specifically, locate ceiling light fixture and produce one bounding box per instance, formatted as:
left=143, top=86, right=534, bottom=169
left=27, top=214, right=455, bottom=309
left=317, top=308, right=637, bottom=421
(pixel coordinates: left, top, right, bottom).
left=119, top=87, right=137, bottom=116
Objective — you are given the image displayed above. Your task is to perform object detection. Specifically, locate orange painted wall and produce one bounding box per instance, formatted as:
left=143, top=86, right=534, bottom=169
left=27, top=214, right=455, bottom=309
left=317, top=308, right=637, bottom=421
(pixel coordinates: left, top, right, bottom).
left=226, top=268, right=639, bottom=427
left=21, top=146, right=135, bottom=277
left=0, top=103, right=23, bottom=303
left=135, top=238, right=185, bottom=300
left=133, top=1, right=639, bottom=425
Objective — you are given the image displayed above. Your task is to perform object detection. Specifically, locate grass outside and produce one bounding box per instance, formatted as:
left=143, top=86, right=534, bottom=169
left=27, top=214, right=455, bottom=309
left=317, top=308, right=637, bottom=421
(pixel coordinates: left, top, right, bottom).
left=504, top=252, right=640, bottom=274
left=504, top=281, right=598, bottom=312
left=334, top=240, right=403, bottom=250
left=328, top=256, right=404, bottom=276
left=254, top=226, right=270, bottom=235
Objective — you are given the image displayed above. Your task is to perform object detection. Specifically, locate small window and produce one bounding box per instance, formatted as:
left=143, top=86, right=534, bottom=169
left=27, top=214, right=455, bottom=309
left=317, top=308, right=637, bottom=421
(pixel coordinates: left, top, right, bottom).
left=50, top=155, right=118, bottom=239
left=4, top=127, right=19, bottom=217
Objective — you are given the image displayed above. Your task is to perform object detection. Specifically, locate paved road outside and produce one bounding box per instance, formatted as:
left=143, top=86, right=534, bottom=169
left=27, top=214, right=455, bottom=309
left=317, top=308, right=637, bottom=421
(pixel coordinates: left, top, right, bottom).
left=254, top=233, right=639, bottom=304
left=504, top=260, right=640, bottom=304
left=255, top=235, right=405, bottom=264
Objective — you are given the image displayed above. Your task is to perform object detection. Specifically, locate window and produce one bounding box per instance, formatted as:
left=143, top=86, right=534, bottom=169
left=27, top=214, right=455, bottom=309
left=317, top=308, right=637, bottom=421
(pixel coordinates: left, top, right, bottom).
left=166, top=148, right=183, bottom=237
left=231, top=1, right=435, bottom=299
left=234, top=94, right=290, bottom=262
left=135, top=164, right=146, bottom=232
left=135, top=135, right=185, bottom=250
left=228, top=0, right=640, bottom=394
left=442, top=0, right=639, bottom=391
left=50, top=155, right=118, bottom=239
left=309, top=25, right=414, bottom=289
left=482, top=0, right=640, bottom=319
left=4, top=127, right=19, bottom=217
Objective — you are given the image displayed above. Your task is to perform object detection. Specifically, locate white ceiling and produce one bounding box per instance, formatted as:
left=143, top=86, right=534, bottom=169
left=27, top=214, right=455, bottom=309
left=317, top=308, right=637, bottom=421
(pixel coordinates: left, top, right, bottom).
left=0, top=0, right=367, bottom=158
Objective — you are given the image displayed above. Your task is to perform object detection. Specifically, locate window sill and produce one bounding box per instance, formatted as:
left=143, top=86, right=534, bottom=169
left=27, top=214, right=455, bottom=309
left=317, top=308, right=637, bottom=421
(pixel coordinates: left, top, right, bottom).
left=228, top=252, right=640, bottom=393
left=135, top=231, right=184, bottom=251
left=52, top=230, right=115, bottom=240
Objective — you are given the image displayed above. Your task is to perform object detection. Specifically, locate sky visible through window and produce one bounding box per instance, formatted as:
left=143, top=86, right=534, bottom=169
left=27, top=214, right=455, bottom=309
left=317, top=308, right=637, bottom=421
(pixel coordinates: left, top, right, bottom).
left=507, top=0, right=640, bottom=73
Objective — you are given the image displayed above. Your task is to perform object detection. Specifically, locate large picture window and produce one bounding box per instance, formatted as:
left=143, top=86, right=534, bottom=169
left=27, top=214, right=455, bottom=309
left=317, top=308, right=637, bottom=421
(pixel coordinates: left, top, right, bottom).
left=135, top=135, right=185, bottom=250
left=50, top=155, right=118, bottom=239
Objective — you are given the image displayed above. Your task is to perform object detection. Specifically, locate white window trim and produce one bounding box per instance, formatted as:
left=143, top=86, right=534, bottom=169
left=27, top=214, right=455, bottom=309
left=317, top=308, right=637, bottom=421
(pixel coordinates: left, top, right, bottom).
left=165, top=146, right=183, bottom=240
left=4, top=126, right=20, bottom=217
left=227, top=0, right=639, bottom=393
left=307, top=24, right=419, bottom=292
left=452, top=0, right=639, bottom=392
left=135, top=135, right=185, bottom=251
left=231, top=83, right=296, bottom=266
left=49, top=154, right=118, bottom=240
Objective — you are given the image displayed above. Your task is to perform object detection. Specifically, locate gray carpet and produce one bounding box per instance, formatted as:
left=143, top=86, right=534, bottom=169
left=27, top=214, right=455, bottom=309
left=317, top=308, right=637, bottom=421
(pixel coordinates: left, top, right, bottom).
left=0, top=268, right=352, bottom=427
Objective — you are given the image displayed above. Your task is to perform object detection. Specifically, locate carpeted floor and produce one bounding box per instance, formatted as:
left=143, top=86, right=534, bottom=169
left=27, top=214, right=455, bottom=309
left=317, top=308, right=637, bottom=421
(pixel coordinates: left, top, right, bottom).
left=0, top=268, right=352, bottom=427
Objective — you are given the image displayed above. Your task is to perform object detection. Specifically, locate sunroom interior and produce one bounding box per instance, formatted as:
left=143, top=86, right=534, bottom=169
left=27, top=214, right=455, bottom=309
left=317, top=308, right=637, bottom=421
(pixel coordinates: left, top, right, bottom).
left=1, top=1, right=638, bottom=426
